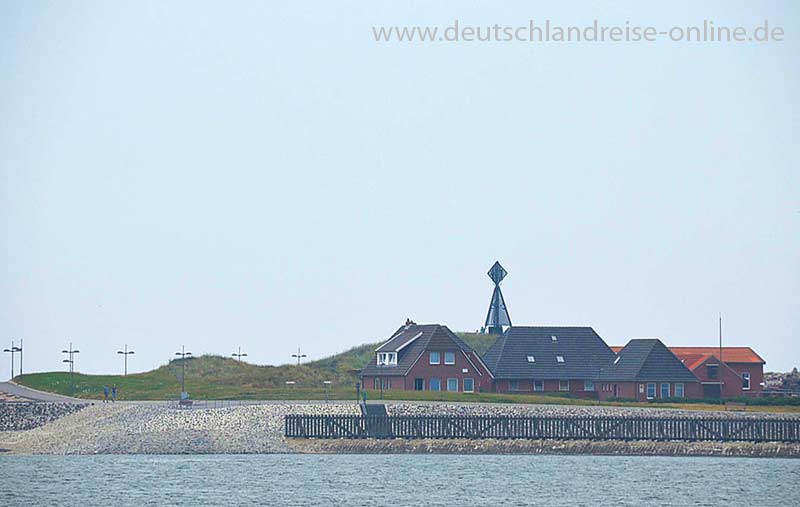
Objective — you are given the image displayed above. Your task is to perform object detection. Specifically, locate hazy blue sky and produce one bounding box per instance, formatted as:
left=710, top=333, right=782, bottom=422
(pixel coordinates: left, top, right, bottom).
left=1, top=1, right=798, bottom=377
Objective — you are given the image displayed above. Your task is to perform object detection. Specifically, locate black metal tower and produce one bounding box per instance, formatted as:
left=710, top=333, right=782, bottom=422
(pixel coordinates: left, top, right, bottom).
left=485, top=261, right=511, bottom=334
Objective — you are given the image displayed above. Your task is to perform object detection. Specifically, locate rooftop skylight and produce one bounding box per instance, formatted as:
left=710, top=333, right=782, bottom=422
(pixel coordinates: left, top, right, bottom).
left=527, top=355, right=535, bottom=363
left=614, top=356, right=621, bottom=365
left=551, top=335, right=558, bottom=342
left=556, top=355, right=565, bottom=363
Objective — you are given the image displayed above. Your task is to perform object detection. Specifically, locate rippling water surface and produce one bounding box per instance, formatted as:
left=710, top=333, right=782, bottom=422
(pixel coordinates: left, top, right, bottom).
left=1, top=454, right=799, bottom=506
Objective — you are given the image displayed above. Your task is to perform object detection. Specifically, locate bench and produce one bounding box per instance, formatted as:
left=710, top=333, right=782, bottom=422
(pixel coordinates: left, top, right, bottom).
left=178, top=399, right=193, bottom=408
left=725, top=401, right=746, bottom=411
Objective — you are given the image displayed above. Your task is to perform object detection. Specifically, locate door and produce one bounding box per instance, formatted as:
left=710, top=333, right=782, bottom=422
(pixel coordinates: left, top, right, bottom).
left=703, top=384, right=721, bottom=398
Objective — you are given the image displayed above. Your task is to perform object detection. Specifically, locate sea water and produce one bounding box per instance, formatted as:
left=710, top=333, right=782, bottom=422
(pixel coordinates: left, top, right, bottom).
left=1, top=454, right=798, bottom=506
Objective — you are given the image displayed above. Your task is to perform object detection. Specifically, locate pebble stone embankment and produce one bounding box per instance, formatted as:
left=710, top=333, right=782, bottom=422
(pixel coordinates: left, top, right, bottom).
left=2, top=400, right=799, bottom=456
left=0, top=402, right=359, bottom=455
left=0, top=403, right=88, bottom=431
left=385, top=402, right=800, bottom=419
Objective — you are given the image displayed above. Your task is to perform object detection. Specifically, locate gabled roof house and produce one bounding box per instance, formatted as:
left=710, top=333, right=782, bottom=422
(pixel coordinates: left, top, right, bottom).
left=360, top=321, right=492, bottom=393
left=482, top=327, right=616, bottom=396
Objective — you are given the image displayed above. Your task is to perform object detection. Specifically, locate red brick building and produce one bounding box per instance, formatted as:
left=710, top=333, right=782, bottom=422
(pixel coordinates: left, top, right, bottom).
left=669, top=347, right=766, bottom=397
left=597, top=339, right=701, bottom=401
left=481, top=326, right=616, bottom=398
left=360, top=321, right=493, bottom=393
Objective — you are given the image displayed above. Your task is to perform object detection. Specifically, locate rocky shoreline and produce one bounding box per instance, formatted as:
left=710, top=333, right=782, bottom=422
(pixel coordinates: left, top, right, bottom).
left=1, top=401, right=798, bottom=457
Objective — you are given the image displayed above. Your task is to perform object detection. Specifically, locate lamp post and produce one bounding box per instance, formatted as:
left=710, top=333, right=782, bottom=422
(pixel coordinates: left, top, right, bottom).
left=3, top=341, right=21, bottom=380
left=117, top=344, right=135, bottom=376
left=18, top=339, right=22, bottom=376
left=291, top=347, right=307, bottom=366
left=61, top=342, right=80, bottom=394
left=323, top=380, right=332, bottom=403
left=232, top=346, right=247, bottom=362
left=175, top=345, right=192, bottom=396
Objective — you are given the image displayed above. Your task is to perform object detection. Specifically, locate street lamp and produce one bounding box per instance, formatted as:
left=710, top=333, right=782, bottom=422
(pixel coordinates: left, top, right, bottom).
left=232, top=346, right=247, bottom=362
left=61, top=342, right=80, bottom=394
left=292, top=347, right=307, bottom=366
left=3, top=341, right=22, bottom=380
left=175, top=345, right=192, bottom=396
left=117, top=344, right=135, bottom=376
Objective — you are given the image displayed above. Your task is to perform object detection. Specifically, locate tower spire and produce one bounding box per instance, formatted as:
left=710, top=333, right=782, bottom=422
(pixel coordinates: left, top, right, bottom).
left=485, top=261, right=511, bottom=334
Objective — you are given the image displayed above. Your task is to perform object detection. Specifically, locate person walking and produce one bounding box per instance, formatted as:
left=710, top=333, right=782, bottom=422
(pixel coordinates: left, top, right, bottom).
left=103, top=385, right=109, bottom=403
left=111, top=385, right=117, bottom=402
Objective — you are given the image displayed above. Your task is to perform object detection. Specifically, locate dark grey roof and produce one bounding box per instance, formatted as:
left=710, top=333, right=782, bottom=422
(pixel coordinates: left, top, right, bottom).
left=482, top=327, right=615, bottom=380
left=361, top=323, right=472, bottom=377
left=598, top=339, right=698, bottom=382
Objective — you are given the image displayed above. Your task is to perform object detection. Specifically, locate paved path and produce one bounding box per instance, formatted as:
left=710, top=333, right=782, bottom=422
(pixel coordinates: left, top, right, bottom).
left=0, top=381, right=83, bottom=403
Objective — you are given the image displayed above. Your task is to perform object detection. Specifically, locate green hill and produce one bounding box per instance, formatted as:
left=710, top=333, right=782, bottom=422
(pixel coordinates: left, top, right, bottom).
left=15, top=332, right=500, bottom=400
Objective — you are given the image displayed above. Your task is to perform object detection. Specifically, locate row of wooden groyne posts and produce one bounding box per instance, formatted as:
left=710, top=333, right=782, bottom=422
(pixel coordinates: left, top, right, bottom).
left=285, top=413, right=800, bottom=443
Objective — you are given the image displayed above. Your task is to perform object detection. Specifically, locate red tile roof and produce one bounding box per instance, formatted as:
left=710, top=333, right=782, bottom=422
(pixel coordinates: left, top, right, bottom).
left=611, top=346, right=765, bottom=364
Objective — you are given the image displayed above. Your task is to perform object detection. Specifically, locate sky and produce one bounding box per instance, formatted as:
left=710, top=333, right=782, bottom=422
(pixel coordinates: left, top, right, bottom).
left=0, top=1, right=798, bottom=377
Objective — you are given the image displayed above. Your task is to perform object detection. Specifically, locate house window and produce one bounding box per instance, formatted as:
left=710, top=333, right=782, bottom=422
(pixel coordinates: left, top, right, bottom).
left=660, top=383, right=670, bottom=398
left=675, top=383, right=684, bottom=398
left=556, top=355, right=565, bottom=363
left=559, top=380, right=570, bottom=392
left=533, top=380, right=544, bottom=392
left=463, top=378, right=474, bottom=393
left=707, top=364, right=718, bottom=379
left=374, top=377, right=380, bottom=390
left=527, top=355, right=536, bottom=363
left=646, top=383, right=656, bottom=399
left=742, top=372, right=751, bottom=390
left=414, top=378, right=425, bottom=391
left=447, top=378, right=458, bottom=392
left=429, top=378, right=441, bottom=391
left=429, top=351, right=440, bottom=365
left=444, top=352, right=455, bottom=365
left=584, top=380, right=595, bottom=392
left=377, top=352, right=397, bottom=365
left=509, top=380, right=519, bottom=392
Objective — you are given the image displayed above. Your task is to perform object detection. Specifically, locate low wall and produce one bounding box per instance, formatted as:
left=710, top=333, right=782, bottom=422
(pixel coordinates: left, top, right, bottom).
left=0, top=402, right=88, bottom=431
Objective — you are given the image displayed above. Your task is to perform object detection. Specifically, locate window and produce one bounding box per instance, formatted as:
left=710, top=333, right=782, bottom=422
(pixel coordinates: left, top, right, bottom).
left=551, top=335, right=558, bottom=343
left=559, top=380, right=570, bottom=392
left=414, top=378, right=424, bottom=391
left=444, top=351, right=455, bottom=365
left=509, top=380, right=519, bottom=392
left=374, top=377, right=380, bottom=390
left=584, top=380, right=595, bottom=392
left=447, top=378, right=458, bottom=392
left=613, top=356, right=621, bottom=365
left=429, top=378, right=441, bottom=391
left=675, top=383, right=684, bottom=398
left=463, top=378, right=474, bottom=393
left=527, top=355, right=536, bottom=363
left=646, top=383, right=656, bottom=399
left=742, top=372, right=751, bottom=390
left=556, top=356, right=565, bottom=363
left=707, top=364, right=718, bottom=379
left=660, top=383, right=670, bottom=398
left=533, top=380, right=544, bottom=392
left=429, top=351, right=440, bottom=365
left=377, top=352, right=397, bottom=365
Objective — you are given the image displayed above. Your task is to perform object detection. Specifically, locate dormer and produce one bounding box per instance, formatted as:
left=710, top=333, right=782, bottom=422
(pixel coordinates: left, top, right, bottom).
left=377, top=351, right=398, bottom=366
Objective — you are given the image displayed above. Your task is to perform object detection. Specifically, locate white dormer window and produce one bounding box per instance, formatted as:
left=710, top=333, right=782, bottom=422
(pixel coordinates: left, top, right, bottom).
left=377, top=352, right=397, bottom=366
left=527, top=355, right=536, bottom=363
left=556, top=355, right=565, bottom=363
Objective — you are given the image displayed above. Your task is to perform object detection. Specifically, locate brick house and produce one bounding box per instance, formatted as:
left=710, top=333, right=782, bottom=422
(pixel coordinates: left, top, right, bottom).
left=597, top=339, right=701, bottom=401
left=360, top=321, right=493, bottom=393
left=481, top=327, right=616, bottom=397
left=669, top=347, right=766, bottom=397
